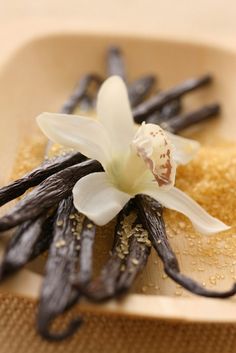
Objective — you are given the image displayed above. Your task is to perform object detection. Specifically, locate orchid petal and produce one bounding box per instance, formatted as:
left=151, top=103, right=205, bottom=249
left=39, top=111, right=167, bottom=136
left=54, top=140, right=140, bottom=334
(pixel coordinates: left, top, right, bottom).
left=37, top=113, right=111, bottom=167
left=73, top=172, right=131, bottom=226
left=132, top=123, right=176, bottom=188
left=96, top=76, right=134, bottom=152
left=166, top=132, right=200, bottom=165
left=143, top=186, right=229, bottom=234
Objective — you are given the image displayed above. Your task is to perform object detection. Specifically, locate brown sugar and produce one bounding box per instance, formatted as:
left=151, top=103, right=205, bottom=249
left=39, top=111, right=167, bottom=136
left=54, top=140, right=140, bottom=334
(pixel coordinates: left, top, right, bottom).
left=11, top=134, right=46, bottom=180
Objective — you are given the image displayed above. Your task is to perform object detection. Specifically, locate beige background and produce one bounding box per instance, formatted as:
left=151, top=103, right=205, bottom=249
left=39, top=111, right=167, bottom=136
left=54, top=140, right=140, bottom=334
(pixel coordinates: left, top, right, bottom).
left=0, top=0, right=236, bottom=45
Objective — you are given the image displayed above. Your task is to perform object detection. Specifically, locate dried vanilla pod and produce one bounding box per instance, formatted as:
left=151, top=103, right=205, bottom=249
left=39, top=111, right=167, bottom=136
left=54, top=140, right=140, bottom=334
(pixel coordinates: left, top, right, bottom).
left=107, top=46, right=126, bottom=81
left=82, top=202, right=151, bottom=301
left=0, top=75, right=97, bottom=275
left=133, top=74, right=212, bottom=123
left=77, top=218, right=96, bottom=286
left=45, top=72, right=100, bottom=155
left=0, top=152, right=86, bottom=207
left=161, top=103, right=220, bottom=133
left=0, top=210, right=55, bottom=279
left=0, top=76, right=97, bottom=279
left=30, top=214, right=55, bottom=258
left=79, top=94, right=95, bottom=112
left=135, top=194, right=236, bottom=298
left=116, top=224, right=151, bottom=294
left=128, top=75, right=156, bottom=107
left=113, top=203, right=151, bottom=295
left=160, top=99, right=182, bottom=120
left=0, top=160, right=103, bottom=232
left=146, top=99, right=182, bottom=124
left=80, top=207, right=127, bottom=301
left=107, top=47, right=157, bottom=106
left=59, top=73, right=102, bottom=114
left=37, top=196, right=82, bottom=341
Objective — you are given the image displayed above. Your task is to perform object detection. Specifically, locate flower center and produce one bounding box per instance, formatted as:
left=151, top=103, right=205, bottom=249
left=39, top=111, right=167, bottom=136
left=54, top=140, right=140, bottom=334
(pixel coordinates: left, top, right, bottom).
left=106, top=149, right=151, bottom=194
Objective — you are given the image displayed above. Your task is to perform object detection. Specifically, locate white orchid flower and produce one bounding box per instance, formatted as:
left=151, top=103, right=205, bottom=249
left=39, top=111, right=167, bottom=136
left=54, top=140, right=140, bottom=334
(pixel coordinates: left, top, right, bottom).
left=37, top=76, right=229, bottom=234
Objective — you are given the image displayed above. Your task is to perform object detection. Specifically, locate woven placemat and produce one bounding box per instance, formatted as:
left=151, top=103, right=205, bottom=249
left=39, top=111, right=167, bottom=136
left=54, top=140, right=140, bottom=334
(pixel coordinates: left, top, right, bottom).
left=0, top=292, right=236, bottom=353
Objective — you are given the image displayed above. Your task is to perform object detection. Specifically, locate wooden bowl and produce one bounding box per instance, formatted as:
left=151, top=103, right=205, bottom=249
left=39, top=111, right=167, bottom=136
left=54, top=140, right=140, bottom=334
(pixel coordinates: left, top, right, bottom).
left=1, top=32, right=236, bottom=353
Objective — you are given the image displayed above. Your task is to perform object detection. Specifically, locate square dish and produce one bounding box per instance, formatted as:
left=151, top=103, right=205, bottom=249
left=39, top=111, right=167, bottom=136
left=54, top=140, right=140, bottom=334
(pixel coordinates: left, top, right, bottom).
left=0, top=32, right=236, bottom=353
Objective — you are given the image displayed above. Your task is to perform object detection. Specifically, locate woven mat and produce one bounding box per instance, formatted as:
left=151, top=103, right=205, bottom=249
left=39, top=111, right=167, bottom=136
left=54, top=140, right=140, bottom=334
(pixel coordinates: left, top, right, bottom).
left=0, top=292, right=236, bottom=353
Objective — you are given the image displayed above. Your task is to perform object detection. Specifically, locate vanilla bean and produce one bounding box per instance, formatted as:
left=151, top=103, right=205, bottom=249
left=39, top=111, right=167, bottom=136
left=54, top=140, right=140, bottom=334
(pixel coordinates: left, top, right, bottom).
left=128, top=75, right=156, bottom=107
left=0, top=160, right=102, bottom=232
left=44, top=74, right=102, bottom=154
left=79, top=94, right=95, bottom=112
left=133, top=74, right=212, bottom=123
left=30, top=214, right=55, bottom=258
left=135, top=195, right=236, bottom=298
left=107, top=46, right=126, bottom=81
left=0, top=79, right=94, bottom=280
left=0, top=211, right=55, bottom=279
left=0, top=152, right=86, bottom=207
left=161, top=103, right=220, bottom=133
left=116, top=229, right=151, bottom=294
left=80, top=209, right=125, bottom=301
left=37, top=196, right=82, bottom=341
left=161, top=99, right=182, bottom=120
left=77, top=218, right=96, bottom=286
left=60, top=74, right=102, bottom=114
left=82, top=202, right=151, bottom=301
left=146, top=99, right=182, bottom=124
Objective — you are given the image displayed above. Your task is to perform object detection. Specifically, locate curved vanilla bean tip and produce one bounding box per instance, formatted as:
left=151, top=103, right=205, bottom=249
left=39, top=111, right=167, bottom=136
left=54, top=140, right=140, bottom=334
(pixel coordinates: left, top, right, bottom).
left=133, top=74, right=212, bottom=123
left=106, top=46, right=127, bottom=81
left=37, top=313, right=83, bottom=342
left=161, top=103, right=220, bottom=133
left=0, top=152, right=86, bottom=207
left=166, top=267, right=236, bottom=298
left=135, top=194, right=236, bottom=299
left=128, top=75, right=156, bottom=107
left=37, top=196, right=82, bottom=340
left=60, top=73, right=103, bottom=114
left=0, top=160, right=103, bottom=232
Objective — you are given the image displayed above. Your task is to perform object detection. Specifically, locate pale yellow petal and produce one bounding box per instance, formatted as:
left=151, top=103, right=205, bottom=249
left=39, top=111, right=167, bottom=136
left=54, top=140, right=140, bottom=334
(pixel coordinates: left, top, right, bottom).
left=73, top=172, right=131, bottom=226
left=97, top=76, right=134, bottom=152
left=143, top=186, right=230, bottom=235
left=37, top=112, right=111, bottom=167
